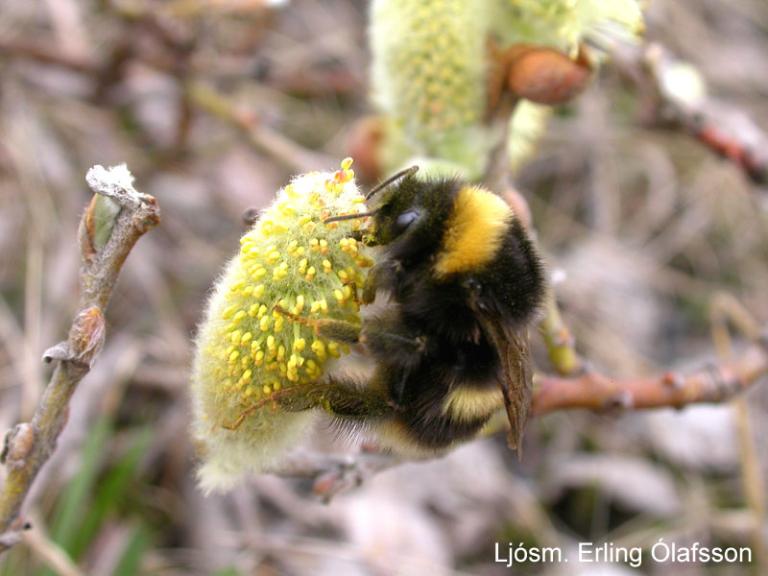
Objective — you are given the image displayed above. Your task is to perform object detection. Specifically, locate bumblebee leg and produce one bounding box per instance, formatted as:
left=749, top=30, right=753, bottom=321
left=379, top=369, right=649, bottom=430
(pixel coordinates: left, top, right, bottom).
left=362, top=315, right=428, bottom=367
left=362, top=259, right=402, bottom=303
left=272, top=376, right=396, bottom=419
left=274, top=305, right=362, bottom=344
left=221, top=397, right=274, bottom=430
left=221, top=375, right=396, bottom=429
left=274, top=306, right=426, bottom=353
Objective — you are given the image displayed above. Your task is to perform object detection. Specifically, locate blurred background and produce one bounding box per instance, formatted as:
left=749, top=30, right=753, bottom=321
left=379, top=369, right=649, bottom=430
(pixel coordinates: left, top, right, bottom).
left=1, top=0, right=767, bottom=574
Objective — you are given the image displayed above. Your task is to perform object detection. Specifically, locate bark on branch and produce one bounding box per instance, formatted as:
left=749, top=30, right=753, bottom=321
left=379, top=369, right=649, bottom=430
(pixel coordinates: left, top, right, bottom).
left=0, top=165, right=160, bottom=554
left=532, top=336, right=768, bottom=415
left=275, top=333, right=768, bottom=499
left=604, top=37, right=768, bottom=187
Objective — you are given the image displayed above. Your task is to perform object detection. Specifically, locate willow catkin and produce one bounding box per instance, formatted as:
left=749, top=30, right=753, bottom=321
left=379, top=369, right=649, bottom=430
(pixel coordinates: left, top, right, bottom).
left=191, top=159, right=372, bottom=492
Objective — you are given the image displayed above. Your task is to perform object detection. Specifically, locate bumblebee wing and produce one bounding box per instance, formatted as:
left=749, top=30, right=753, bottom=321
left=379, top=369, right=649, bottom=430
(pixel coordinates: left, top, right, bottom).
left=478, top=317, right=533, bottom=453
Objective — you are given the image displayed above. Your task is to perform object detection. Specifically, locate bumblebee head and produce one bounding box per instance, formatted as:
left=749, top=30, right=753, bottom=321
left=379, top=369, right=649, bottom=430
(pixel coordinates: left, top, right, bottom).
left=366, top=171, right=464, bottom=265
left=325, top=166, right=526, bottom=273
left=325, top=165, right=451, bottom=258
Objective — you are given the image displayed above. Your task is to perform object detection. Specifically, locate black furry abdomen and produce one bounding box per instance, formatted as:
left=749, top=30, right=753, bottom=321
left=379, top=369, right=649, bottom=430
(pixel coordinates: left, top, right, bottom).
left=378, top=215, right=545, bottom=450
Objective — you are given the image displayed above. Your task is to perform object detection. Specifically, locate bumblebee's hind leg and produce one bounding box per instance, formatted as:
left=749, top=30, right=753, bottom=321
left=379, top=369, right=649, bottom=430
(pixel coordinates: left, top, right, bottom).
left=273, top=306, right=427, bottom=356
left=273, top=374, right=397, bottom=419
left=362, top=260, right=402, bottom=303
left=273, top=305, right=362, bottom=344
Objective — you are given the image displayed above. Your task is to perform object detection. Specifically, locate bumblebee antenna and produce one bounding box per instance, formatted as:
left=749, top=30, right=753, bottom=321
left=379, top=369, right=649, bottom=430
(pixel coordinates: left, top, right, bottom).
left=323, top=165, right=418, bottom=224
left=365, top=165, right=419, bottom=200
left=324, top=210, right=378, bottom=224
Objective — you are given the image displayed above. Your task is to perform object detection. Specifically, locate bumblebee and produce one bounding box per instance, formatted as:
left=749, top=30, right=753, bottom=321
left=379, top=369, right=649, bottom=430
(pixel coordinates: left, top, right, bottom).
left=277, top=167, right=546, bottom=455
left=192, top=162, right=545, bottom=492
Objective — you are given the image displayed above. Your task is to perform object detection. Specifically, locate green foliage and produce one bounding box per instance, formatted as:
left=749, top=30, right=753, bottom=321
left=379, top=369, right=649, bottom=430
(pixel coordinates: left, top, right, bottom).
left=34, top=418, right=153, bottom=576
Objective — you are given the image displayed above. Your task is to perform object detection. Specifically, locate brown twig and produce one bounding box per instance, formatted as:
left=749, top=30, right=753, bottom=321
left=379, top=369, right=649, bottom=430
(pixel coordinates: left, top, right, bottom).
left=0, top=37, right=98, bottom=74
left=187, top=82, right=332, bottom=173
left=531, top=336, right=768, bottom=416
left=0, top=165, right=160, bottom=554
left=605, top=38, right=768, bottom=186
left=274, top=450, right=401, bottom=503
left=273, top=329, right=768, bottom=500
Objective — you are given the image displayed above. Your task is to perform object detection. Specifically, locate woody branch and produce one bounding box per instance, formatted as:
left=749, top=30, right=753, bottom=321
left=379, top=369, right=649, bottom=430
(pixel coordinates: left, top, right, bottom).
left=605, top=36, right=768, bottom=187
left=282, top=331, right=768, bottom=501
left=0, top=165, right=160, bottom=553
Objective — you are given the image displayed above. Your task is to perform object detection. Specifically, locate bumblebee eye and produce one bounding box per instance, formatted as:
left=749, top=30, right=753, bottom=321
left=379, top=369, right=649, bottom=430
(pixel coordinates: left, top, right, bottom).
left=395, top=209, right=420, bottom=233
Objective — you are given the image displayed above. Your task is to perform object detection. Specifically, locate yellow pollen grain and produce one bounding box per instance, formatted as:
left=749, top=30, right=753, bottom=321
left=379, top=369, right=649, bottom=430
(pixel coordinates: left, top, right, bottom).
left=273, top=267, right=288, bottom=281
left=241, top=332, right=253, bottom=344
left=311, top=340, right=326, bottom=359
left=228, top=350, right=240, bottom=363
left=233, top=310, right=247, bottom=323
left=259, top=316, right=271, bottom=332
left=222, top=304, right=238, bottom=320
left=253, top=350, right=264, bottom=365
left=356, top=256, right=374, bottom=268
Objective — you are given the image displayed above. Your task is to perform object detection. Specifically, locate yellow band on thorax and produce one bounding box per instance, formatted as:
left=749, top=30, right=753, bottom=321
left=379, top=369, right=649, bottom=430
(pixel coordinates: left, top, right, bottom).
left=433, top=186, right=511, bottom=278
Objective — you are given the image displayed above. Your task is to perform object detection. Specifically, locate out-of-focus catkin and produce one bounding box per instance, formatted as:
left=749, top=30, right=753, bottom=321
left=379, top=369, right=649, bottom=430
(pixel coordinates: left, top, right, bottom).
left=368, top=0, right=644, bottom=178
